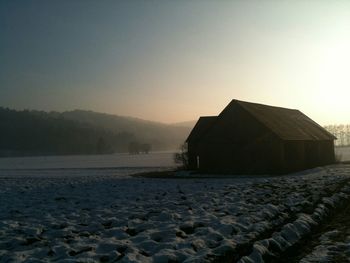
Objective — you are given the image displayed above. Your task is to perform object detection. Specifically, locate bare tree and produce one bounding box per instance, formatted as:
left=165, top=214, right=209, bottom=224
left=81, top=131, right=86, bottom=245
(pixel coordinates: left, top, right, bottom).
left=174, top=143, right=189, bottom=169
left=324, top=124, right=350, bottom=147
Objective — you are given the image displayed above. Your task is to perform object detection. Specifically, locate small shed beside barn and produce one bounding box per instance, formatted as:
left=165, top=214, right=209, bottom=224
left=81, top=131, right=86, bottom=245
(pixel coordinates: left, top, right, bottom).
left=186, top=100, right=336, bottom=174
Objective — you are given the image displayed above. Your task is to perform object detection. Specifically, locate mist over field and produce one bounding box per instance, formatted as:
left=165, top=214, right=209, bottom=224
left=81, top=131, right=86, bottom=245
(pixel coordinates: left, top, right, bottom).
left=1, top=106, right=349, bottom=159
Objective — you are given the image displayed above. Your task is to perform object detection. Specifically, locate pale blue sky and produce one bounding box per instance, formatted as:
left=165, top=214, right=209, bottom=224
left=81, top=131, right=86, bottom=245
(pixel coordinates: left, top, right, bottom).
left=1, top=1, right=350, bottom=124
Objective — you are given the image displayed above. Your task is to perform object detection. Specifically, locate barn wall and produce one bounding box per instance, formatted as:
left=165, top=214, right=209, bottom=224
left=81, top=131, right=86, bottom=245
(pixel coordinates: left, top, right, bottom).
left=304, top=141, right=320, bottom=168
left=256, top=140, right=285, bottom=173
left=187, top=101, right=336, bottom=174
left=198, top=139, right=335, bottom=174
left=197, top=139, right=284, bottom=174
left=187, top=141, right=198, bottom=169
left=197, top=142, right=234, bottom=173
left=319, top=140, right=335, bottom=164
left=283, top=141, right=306, bottom=172
left=280, top=140, right=335, bottom=172
left=202, top=102, right=276, bottom=144
left=194, top=102, right=284, bottom=174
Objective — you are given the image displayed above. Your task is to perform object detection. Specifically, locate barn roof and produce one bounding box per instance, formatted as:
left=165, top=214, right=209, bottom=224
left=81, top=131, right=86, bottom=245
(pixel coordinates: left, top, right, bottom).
left=232, top=100, right=336, bottom=141
left=186, top=116, right=217, bottom=143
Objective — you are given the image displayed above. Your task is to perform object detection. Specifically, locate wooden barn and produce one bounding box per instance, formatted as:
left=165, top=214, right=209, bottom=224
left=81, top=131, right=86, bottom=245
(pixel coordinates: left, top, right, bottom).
left=186, top=100, right=336, bottom=174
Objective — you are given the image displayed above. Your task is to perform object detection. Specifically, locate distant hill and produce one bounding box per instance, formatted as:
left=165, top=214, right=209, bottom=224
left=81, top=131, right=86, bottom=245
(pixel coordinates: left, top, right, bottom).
left=0, top=108, right=192, bottom=157
left=56, top=110, right=192, bottom=149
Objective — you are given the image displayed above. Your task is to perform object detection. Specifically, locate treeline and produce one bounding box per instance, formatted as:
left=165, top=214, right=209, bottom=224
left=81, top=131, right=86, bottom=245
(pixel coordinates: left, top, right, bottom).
left=128, top=142, right=152, bottom=154
left=324, top=124, right=350, bottom=146
left=0, top=108, right=148, bottom=157
left=55, top=109, right=191, bottom=150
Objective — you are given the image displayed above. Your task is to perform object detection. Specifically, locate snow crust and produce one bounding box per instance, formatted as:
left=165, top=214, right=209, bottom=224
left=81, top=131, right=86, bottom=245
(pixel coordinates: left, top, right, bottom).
left=1, top=164, right=350, bottom=262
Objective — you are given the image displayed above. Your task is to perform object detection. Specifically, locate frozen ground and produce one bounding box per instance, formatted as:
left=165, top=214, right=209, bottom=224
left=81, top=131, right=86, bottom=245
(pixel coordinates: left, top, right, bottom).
left=1, top=161, right=350, bottom=262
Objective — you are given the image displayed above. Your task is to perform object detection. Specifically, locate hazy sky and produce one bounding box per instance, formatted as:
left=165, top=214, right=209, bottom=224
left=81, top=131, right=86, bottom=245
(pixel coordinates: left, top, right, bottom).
left=1, top=1, right=350, bottom=124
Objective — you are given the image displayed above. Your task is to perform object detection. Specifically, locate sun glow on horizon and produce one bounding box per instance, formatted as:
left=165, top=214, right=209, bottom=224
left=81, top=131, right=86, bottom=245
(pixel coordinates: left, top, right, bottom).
left=1, top=1, right=350, bottom=125
left=303, top=39, right=350, bottom=124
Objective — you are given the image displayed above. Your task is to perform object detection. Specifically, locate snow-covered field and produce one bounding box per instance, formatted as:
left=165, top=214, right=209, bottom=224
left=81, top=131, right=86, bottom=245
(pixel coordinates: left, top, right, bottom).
left=0, top=152, right=176, bottom=170
left=1, top=155, right=350, bottom=262
left=0, top=152, right=176, bottom=179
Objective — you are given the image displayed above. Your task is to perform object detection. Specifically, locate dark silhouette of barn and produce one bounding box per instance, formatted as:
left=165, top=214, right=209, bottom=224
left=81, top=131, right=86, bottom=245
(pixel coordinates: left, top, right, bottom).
left=186, top=100, right=336, bottom=174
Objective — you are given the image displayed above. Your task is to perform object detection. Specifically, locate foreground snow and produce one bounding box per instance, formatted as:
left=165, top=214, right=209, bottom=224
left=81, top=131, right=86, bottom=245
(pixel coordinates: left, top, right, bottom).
left=1, top=165, right=350, bottom=262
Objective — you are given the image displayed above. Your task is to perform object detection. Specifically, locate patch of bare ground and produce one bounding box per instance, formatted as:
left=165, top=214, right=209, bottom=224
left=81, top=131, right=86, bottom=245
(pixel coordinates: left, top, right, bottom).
left=131, top=170, right=291, bottom=179
left=131, top=170, right=178, bottom=178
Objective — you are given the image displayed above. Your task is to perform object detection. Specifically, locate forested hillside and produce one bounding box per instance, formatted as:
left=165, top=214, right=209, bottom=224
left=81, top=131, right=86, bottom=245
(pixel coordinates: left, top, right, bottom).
left=54, top=110, right=191, bottom=150
left=0, top=108, right=192, bottom=157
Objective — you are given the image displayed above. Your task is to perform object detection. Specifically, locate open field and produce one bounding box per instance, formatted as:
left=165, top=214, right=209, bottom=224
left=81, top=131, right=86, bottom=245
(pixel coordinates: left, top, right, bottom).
left=0, top=152, right=176, bottom=170
left=1, top=156, right=350, bottom=262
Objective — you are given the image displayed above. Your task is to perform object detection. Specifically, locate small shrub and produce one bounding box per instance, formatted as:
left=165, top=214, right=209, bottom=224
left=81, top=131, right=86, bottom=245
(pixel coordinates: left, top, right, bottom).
left=174, top=144, right=189, bottom=169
